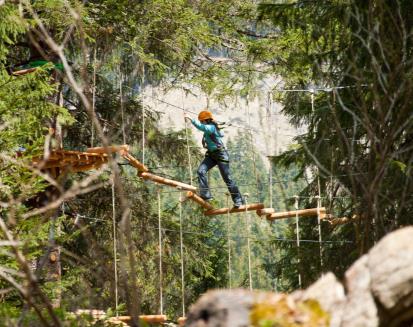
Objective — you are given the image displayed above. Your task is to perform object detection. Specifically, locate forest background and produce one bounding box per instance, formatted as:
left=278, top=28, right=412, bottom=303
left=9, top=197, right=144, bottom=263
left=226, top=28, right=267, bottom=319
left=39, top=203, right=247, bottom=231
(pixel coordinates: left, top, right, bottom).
left=1, top=0, right=412, bottom=326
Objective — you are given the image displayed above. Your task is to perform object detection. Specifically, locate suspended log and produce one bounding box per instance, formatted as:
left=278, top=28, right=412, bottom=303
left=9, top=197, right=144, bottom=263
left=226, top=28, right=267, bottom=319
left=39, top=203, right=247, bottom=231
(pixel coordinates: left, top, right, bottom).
left=266, top=207, right=326, bottom=221
left=140, top=315, right=168, bottom=324
left=123, top=153, right=149, bottom=172
left=327, top=214, right=362, bottom=226
left=256, top=208, right=275, bottom=216
left=86, top=144, right=129, bottom=155
left=178, top=317, right=187, bottom=326
left=186, top=191, right=214, bottom=210
left=204, top=203, right=264, bottom=216
left=138, top=172, right=197, bottom=192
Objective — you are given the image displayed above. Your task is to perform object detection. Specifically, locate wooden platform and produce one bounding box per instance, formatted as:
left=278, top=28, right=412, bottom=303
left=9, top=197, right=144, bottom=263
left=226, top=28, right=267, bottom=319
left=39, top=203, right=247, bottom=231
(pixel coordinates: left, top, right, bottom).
left=204, top=203, right=264, bottom=216
left=32, top=149, right=109, bottom=177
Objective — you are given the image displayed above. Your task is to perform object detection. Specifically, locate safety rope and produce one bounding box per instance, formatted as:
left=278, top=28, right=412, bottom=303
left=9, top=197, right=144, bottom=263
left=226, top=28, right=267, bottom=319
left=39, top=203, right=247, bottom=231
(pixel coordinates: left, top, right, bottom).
left=178, top=192, right=186, bottom=317
left=111, top=180, right=119, bottom=316
left=244, top=193, right=253, bottom=291
left=157, top=189, right=164, bottom=315
left=226, top=193, right=232, bottom=288
left=294, top=195, right=302, bottom=289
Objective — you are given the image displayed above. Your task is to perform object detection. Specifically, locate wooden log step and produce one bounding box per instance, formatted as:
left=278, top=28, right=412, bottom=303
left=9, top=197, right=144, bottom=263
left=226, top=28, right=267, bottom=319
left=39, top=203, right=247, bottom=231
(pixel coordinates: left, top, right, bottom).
left=204, top=203, right=264, bottom=216
left=123, top=153, right=149, bottom=172
left=256, top=208, right=275, bottom=216
left=186, top=191, right=214, bottom=210
left=140, top=315, right=168, bottom=324
left=107, top=315, right=167, bottom=325
left=86, top=144, right=129, bottom=155
left=327, top=214, right=361, bottom=226
left=138, top=172, right=197, bottom=192
left=178, top=317, right=186, bottom=326
left=266, top=207, right=326, bottom=221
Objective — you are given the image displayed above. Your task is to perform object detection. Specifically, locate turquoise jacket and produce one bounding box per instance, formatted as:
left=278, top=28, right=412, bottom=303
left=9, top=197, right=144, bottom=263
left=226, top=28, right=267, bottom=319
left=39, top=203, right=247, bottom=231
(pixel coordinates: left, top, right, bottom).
left=191, top=119, right=224, bottom=152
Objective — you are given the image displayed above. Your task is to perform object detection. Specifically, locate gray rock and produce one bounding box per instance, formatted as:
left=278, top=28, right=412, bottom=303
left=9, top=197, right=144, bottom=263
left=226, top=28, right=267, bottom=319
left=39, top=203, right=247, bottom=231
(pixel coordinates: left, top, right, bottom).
left=368, top=227, right=413, bottom=321
left=341, top=255, right=378, bottom=327
left=186, top=289, right=255, bottom=327
left=299, top=272, right=346, bottom=327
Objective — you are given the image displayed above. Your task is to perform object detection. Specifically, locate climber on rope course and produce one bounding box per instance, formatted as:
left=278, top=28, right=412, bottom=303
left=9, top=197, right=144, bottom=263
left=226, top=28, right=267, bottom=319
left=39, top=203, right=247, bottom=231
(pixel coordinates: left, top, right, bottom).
left=184, top=110, right=245, bottom=208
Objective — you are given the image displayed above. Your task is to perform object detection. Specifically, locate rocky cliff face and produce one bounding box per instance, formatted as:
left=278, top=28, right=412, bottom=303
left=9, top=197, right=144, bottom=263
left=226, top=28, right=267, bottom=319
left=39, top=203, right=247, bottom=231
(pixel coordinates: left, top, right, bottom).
left=144, top=85, right=302, bottom=163
left=185, top=227, right=413, bottom=327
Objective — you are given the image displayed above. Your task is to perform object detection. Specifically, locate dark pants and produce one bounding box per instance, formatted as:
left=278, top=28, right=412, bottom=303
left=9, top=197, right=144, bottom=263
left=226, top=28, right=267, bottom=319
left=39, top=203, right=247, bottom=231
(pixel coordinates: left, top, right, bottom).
left=197, top=150, right=243, bottom=205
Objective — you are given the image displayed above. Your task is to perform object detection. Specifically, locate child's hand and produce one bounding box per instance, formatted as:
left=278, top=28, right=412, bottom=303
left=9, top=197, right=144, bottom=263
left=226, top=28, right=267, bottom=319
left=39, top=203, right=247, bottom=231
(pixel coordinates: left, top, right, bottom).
left=184, top=113, right=192, bottom=122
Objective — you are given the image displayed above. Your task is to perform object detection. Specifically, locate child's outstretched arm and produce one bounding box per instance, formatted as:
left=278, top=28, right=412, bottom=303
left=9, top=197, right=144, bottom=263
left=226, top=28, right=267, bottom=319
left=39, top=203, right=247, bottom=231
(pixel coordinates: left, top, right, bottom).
left=184, top=114, right=214, bottom=134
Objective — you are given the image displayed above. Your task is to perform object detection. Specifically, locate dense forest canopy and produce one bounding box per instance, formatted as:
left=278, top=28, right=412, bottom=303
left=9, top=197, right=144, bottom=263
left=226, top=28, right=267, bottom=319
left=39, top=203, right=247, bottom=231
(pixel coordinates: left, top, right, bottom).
left=1, top=0, right=412, bottom=326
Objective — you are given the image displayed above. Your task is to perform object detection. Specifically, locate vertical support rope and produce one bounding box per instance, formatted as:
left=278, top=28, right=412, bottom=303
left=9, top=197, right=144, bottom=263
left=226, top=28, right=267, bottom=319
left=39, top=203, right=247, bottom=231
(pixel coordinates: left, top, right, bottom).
left=179, top=192, right=185, bottom=317
left=317, top=176, right=323, bottom=270
left=91, top=47, right=97, bottom=148
left=141, top=68, right=146, bottom=165
left=294, top=195, right=302, bottom=289
left=269, top=159, right=273, bottom=209
left=244, top=194, right=253, bottom=291
left=246, top=97, right=260, bottom=198
left=311, top=89, right=324, bottom=270
left=329, top=91, right=335, bottom=213
left=111, top=180, right=119, bottom=317
left=226, top=193, right=232, bottom=289
left=120, top=71, right=126, bottom=145
left=157, top=189, right=164, bottom=315
left=182, top=89, right=193, bottom=185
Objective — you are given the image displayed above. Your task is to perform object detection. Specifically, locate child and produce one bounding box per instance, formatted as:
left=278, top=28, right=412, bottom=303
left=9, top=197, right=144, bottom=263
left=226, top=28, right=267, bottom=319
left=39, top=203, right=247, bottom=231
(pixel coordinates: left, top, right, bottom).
left=184, top=110, right=244, bottom=208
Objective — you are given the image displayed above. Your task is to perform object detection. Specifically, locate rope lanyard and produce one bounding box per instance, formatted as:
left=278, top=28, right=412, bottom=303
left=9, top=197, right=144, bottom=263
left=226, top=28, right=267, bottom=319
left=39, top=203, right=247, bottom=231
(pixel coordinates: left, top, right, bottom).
left=178, top=192, right=185, bottom=317
left=226, top=193, right=232, bottom=288
left=111, top=180, right=119, bottom=317
left=244, top=194, right=253, bottom=291
left=182, top=89, right=193, bottom=185
left=294, top=195, right=302, bottom=289
left=157, top=189, right=164, bottom=315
